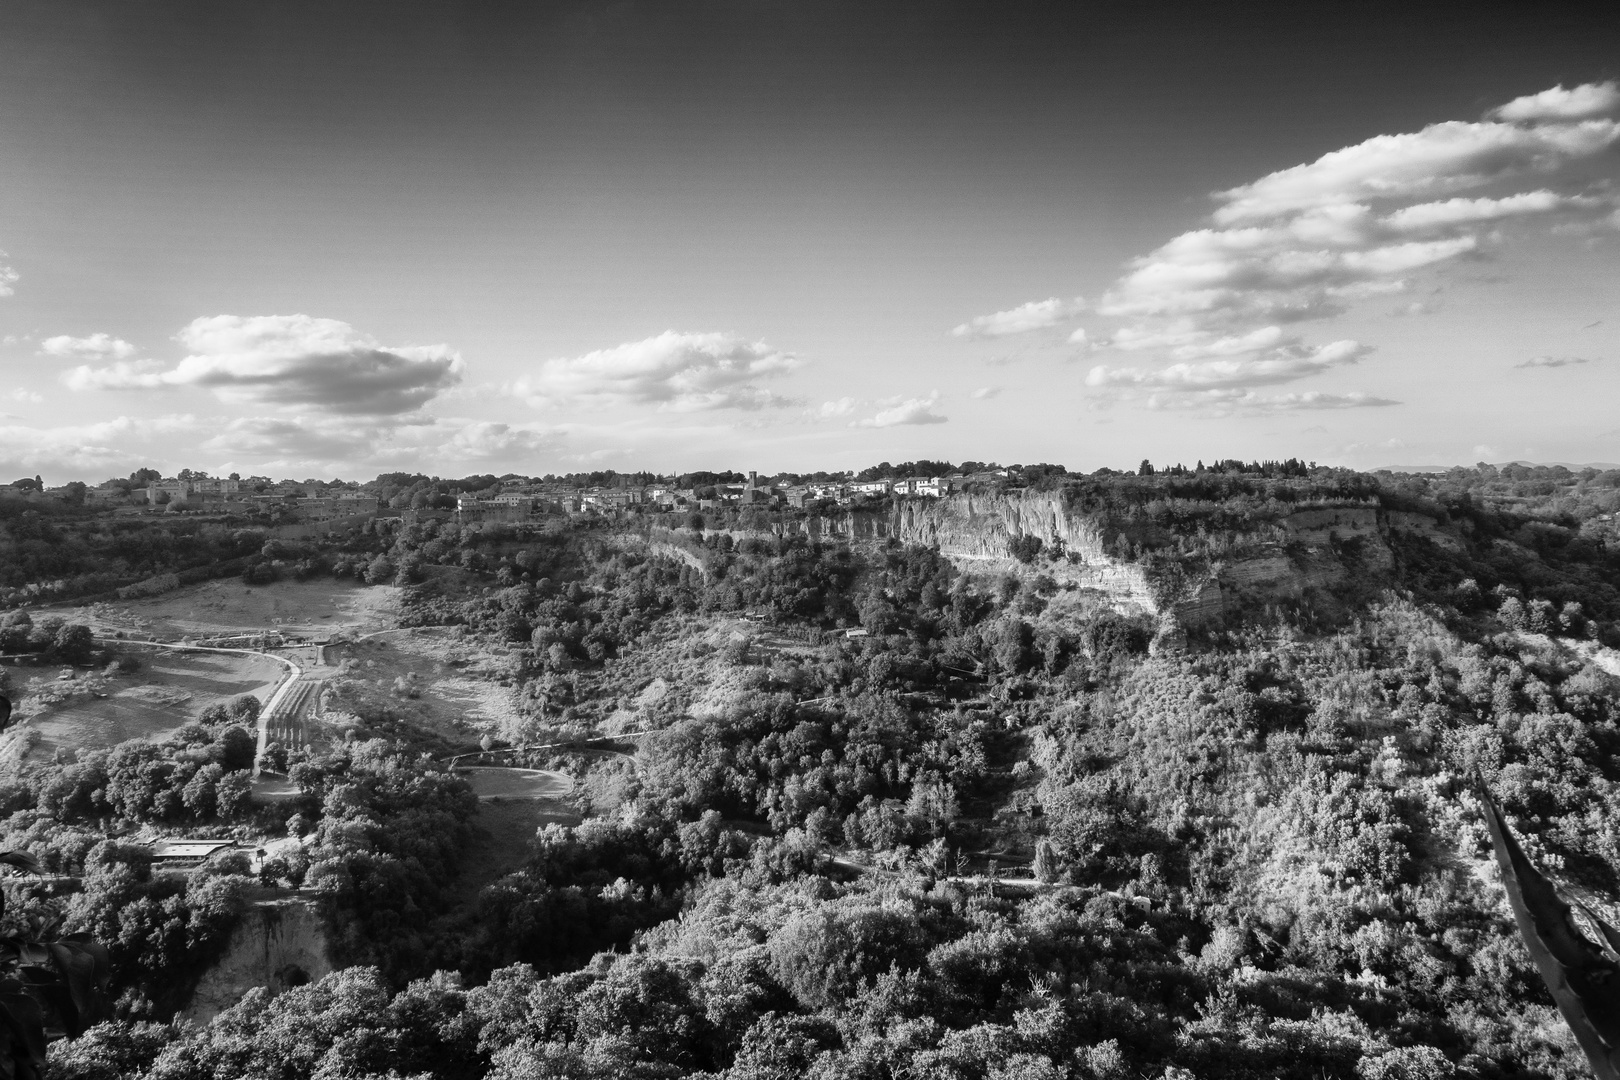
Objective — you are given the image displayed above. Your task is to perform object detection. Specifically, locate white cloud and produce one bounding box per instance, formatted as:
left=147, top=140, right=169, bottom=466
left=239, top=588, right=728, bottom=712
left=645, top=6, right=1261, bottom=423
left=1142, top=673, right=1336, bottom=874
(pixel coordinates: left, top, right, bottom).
left=1516, top=355, right=1594, bottom=369
left=0, top=415, right=201, bottom=479
left=854, top=395, right=948, bottom=428
left=1212, top=115, right=1619, bottom=225
left=7, top=389, right=42, bottom=405
left=41, top=333, right=138, bottom=361
left=1146, top=389, right=1399, bottom=414
left=950, top=297, right=1084, bottom=339
left=514, top=330, right=801, bottom=412
left=816, top=397, right=858, bottom=419
left=977, top=82, right=1620, bottom=413
left=64, top=315, right=462, bottom=415
left=971, top=386, right=1001, bottom=399
left=202, top=414, right=562, bottom=470
left=0, top=254, right=16, bottom=298
left=1086, top=339, right=1371, bottom=392
left=1167, top=325, right=1288, bottom=360
left=1491, top=81, right=1620, bottom=123
left=1099, top=229, right=1478, bottom=324
left=1382, top=191, right=1570, bottom=231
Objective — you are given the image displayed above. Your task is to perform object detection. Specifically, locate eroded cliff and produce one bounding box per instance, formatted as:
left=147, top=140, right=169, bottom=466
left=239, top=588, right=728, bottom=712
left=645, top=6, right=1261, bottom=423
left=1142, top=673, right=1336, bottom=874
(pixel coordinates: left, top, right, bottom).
left=650, top=487, right=1461, bottom=630
left=184, top=896, right=333, bottom=1024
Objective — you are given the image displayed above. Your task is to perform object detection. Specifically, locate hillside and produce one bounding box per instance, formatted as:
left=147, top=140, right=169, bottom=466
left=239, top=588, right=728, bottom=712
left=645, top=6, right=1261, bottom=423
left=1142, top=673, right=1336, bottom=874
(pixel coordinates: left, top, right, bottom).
left=8, top=463, right=1620, bottom=1079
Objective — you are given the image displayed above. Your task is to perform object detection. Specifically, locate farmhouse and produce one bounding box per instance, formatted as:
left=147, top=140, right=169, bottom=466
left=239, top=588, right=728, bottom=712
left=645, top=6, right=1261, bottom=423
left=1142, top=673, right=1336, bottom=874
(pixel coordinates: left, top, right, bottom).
left=149, top=839, right=238, bottom=868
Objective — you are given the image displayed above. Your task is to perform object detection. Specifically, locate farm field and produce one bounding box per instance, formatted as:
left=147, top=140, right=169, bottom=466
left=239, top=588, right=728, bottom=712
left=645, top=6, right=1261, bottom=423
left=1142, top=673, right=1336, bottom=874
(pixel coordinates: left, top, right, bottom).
left=17, top=649, right=286, bottom=762
left=63, top=578, right=403, bottom=640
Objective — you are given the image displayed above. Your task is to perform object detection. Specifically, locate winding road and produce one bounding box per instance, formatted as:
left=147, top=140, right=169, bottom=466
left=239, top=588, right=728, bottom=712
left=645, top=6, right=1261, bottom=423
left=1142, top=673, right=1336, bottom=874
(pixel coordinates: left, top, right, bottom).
left=92, top=635, right=300, bottom=775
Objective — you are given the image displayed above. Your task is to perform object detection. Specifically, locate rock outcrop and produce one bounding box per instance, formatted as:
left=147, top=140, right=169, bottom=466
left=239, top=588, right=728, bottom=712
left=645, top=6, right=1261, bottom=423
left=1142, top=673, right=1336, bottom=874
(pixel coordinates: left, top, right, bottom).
left=184, top=896, right=333, bottom=1024
left=649, top=488, right=1462, bottom=630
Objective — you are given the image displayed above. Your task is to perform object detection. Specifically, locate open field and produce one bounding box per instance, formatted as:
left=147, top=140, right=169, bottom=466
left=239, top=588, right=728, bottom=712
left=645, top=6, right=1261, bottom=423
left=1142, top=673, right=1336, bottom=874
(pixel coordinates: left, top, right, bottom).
left=459, top=767, right=574, bottom=799
left=19, top=649, right=285, bottom=761
left=445, top=796, right=580, bottom=909
left=61, top=578, right=403, bottom=640
left=321, top=629, right=526, bottom=746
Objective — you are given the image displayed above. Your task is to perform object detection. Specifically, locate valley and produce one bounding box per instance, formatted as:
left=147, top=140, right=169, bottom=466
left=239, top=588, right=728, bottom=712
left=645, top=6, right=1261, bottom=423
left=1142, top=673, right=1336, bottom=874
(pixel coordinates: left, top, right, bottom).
left=2, top=460, right=1619, bottom=1079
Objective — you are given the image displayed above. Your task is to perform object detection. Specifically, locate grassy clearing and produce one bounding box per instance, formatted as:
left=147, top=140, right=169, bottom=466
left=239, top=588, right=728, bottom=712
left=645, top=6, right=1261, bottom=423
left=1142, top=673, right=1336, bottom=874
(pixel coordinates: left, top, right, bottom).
left=459, top=767, right=574, bottom=799
left=17, top=649, right=285, bottom=761
left=321, top=630, right=525, bottom=749
left=62, top=578, right=402, bottom=639
left=444, top=797, right=581, bottom=909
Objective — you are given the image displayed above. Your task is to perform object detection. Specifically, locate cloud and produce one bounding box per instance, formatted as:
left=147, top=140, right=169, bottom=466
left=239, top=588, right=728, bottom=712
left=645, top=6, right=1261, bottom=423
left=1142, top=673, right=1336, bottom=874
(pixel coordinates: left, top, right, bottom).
left=1212, top=112, right=1619, bottom=225
left=1390, top=297, right=1442, bottom=317
left=958, top=81, right=1620, bottom=413
left=854, top=395, right=948, bottom=428
left=971, top=386, right=1001, bottom=399
left=1086, top=339, right=1372, bottom=392
left=0, top=254, right=15, bottom=298
left=1491, top=81, right=1620, bottom=123
left=202, top=414, right=562, bottom=470
left=514, top=330, right=801, bottom=412
left=1237, top=391, right=1399, bottom=412
left=64, top=315, right=462, bottom=415
left=950, top=297, right=1084, bottom=339
left=816, top=397, right=858, bottom=419
left=0, top=414, right=201, bottom=478
left=41, top=333, right=137, bottom=361
left=1145, top=390, right=1399, bottom=414
left=8, top=389, right=42, bottom=405
left=1382, top=191, right=1571, bottom=231
left=1098, top=228, right=1479, bottom=325
left=1516, top=355, right=1595, bottom=369
left=1166, top=325, right=1290, bottom=360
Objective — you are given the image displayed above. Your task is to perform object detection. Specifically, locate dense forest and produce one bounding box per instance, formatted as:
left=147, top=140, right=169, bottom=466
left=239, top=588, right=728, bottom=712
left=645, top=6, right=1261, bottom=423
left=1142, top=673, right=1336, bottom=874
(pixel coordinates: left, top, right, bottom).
left=5, top=462, right=1620, bottom=1078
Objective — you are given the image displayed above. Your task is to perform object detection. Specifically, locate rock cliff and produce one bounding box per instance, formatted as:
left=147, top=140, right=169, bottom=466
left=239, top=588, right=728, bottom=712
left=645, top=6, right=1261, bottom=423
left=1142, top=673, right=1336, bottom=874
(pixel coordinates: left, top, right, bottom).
left=650, top=488, right=1461, bottom=629
left=184, top=896, right=333, bottom=1024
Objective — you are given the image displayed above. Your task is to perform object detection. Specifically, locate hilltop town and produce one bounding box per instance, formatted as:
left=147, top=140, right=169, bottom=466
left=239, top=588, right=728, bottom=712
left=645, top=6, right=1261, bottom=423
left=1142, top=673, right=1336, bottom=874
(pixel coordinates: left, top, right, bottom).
left=3, top=461, right=1006, bottom=522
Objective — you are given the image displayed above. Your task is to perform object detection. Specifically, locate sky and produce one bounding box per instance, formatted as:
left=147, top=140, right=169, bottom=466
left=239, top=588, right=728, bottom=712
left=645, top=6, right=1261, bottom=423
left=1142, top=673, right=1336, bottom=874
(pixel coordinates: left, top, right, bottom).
left=1, top=0, right=1618, bottom=483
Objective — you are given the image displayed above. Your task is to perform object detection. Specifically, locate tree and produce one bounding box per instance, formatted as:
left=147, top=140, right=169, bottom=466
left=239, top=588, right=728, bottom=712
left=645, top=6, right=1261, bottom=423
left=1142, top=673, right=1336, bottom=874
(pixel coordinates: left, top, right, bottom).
left=217, top=727, right=257, bottom=772
left=858, top=594, right=898, bottom=637
left=0, top=849, right=113, bottom=1075
left=906, top=775, right=960, bottom=839
left=394, top=555, right=424, bottom=587
left=1033, top=838, right=1058, bottom=883
left=215, top=771, right=254, bottom=819
left=228, top=696, right=261, bottom=725
left=53, top=623, right=95, bottom=665
left=1007, top=535, right=1043, bottom=564
left=364, top=555, right=396, bottom=585
left=0, top=611, right=31, bottom=653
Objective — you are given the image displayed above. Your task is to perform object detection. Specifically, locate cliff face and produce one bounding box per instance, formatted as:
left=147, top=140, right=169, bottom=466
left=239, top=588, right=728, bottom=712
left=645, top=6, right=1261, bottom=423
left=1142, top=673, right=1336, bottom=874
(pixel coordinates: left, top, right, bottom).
left=657, top=488, right=1459, bottom=629
left=184, top=896, right=333, bottom=1024
left=830, top=491, right=1448, bottom=627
